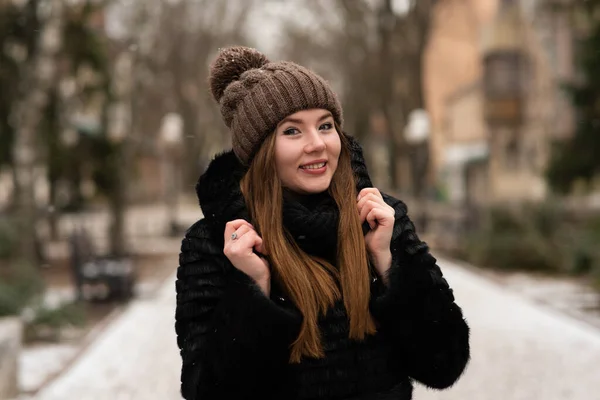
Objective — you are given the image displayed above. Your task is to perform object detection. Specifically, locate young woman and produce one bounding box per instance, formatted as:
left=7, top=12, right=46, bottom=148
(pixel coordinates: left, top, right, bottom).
left=175, top=46, right=470, bottom=400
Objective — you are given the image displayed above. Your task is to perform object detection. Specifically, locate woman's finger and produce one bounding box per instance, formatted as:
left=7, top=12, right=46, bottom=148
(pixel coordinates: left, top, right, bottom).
left=224, top=226, right=253, bottom=257
left=230, top=227, right=257, bottom=250
left=357, top=192, right=386, bottom=212
left=357, top=188, right=383, bottom=202
left=224, top=219, right=254, bottom=242
left=366, top=206, right=394, bottom=229
left=231, top=224, right=252, bottom=242
left=254, top=236, right=267, bottom=256
left=359, top=200, right=378, bottom=224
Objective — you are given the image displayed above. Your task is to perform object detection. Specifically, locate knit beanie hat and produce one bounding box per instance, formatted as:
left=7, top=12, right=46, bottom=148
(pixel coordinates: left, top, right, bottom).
left=209, top=46, right=344, bottom=165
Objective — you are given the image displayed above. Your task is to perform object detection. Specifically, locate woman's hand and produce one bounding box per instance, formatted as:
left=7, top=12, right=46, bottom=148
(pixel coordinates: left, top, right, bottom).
left=357, top=188, right=395, bottom=282
left=224, top=219, right=271, bottom=296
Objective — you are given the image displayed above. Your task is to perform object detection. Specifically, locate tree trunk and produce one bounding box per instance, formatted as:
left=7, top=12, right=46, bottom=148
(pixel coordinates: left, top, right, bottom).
left=379, top=0, right=399, bottom=191
left=12, top=0, right=64, bottom=266
left=391, top=0, right=434, bottom=194
left=48, top=176, right=58, bottom=240
left=109, top=150, right=127, bottom=257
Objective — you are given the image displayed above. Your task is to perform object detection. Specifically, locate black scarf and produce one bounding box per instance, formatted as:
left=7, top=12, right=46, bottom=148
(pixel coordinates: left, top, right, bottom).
left=195, top=133, right=375, bottom=253
left=282, top=190, right=339, bottom=261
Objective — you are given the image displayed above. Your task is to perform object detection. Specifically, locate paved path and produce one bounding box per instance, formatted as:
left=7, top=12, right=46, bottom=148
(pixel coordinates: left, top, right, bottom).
left=35, top=278, right=182, bottom=400
left=415, top=259, right=600, bottom=400
left=34, top=258, right=600, bottom=400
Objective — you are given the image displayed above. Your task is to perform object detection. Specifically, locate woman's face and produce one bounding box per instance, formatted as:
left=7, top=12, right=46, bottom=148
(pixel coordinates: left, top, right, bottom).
left=274, top=108, right=341, bottom=195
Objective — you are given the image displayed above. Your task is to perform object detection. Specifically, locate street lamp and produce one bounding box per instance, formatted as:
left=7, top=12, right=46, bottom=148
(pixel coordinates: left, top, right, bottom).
left=159, top=113, right=183, bottom=236
left=390, top=0, right=410, bottom=15
left=404, top=109, right=431, bottom=232
left=404, top=109, right=430, bottom=146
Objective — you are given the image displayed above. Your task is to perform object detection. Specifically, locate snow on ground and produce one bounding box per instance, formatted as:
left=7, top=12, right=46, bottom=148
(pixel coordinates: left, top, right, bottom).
left=415, top=258, right=600, bottom=400
left=34, top=276, right=181, bottom=400
left=19, top=344, right=78, bottom=394
left=29, top=258, right=600, bottom=400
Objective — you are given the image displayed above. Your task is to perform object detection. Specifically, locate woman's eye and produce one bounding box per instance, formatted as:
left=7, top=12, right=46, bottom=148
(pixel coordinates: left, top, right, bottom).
left=283, top=127, right=299, bottom=136
left=319, top=122, right=333, bottom=131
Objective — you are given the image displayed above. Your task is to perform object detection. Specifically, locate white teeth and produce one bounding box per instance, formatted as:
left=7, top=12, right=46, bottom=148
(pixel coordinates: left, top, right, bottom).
left=301, top=162, right=326, bottom=169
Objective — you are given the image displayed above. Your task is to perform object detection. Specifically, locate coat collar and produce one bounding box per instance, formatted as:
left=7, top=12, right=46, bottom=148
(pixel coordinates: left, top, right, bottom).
left=195, top=133, right=374, bottom=240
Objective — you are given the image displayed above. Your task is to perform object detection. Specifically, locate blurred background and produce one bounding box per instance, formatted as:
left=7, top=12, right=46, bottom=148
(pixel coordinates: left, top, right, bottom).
left=1, top=0, right=600, bottom=399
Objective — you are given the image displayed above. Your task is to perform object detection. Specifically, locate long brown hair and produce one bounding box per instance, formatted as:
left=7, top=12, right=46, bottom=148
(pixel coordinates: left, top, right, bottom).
left=240, top=123, right=376, bottom=363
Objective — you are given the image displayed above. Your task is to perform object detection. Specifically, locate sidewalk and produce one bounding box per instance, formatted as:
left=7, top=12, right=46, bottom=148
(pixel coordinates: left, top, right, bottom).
left=17, top=202, right=202, bottom=398
left=34, top=275, right=181, bottom=400
left=415, top=258, right=600, bottom=400
left=32, top=257, right=600, bottom=400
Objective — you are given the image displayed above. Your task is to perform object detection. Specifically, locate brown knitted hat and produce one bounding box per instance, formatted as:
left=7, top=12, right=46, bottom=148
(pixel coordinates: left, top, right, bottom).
left=209, top=46, right=344, bottom=165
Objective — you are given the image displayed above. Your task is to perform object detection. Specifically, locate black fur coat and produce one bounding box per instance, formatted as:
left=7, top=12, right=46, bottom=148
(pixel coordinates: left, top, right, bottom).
left=175, top=136, right=470, bottom=400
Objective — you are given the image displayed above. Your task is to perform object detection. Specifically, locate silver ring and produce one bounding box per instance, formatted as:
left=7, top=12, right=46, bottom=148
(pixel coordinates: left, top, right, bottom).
left=231, top=232, right=238, bottom=240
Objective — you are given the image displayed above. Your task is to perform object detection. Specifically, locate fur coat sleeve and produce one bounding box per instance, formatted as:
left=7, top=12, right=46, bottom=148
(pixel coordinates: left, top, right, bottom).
left=370, top=196, right=471, bottom=390
left=175, top=219, right=302, bottom=400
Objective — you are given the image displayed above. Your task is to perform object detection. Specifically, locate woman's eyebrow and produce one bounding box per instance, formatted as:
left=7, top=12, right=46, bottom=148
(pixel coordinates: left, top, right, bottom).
left=278, top=112, right=333, bottom=128
left=318, top=112, right=333, bottom=122
left=279, top=116, right=303, bottom=126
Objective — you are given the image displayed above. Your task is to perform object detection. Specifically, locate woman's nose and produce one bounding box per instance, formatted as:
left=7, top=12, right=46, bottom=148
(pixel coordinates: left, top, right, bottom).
left=304, top=130, right=326, bottom=153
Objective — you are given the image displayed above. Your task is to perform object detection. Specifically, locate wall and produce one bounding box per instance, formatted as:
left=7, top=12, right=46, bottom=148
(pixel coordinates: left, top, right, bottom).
left=0, top=317, right=22, bottom=399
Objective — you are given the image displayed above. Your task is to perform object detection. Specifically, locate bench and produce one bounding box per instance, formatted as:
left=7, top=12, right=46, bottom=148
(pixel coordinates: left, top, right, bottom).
left=69, top=229, right=136, bottom=302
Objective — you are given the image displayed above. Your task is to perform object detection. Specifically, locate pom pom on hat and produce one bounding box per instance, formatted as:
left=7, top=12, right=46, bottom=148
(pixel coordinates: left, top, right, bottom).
left=209, top=46, right=270, bottom=103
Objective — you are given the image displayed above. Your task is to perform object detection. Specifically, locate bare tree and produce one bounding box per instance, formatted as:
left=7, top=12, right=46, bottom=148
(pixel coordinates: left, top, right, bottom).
left=128, top=0, right=256, bottom=187
left=383, top=0, right=436, bottom=193
left=277, top=0, right=378, bottom=141
left=11, top=0, right=64, bottom=265
left=277, top=0, right=437, bottom=192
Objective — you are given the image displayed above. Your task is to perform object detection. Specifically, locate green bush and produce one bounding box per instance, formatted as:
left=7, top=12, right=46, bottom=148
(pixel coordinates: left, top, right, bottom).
left=24, top=301, right=87, bottom=342
left=0, top=216, right=18, bottom=259
left=0, top=220, right=89, bottom=340
left=465, top=203, right=560, bottom=272
left=0, top=261, right=44, bottom=317
left=31, top=302, right=86, bottom=329
left=463, top=202, right=600, bottom=275
left=572, top=215, right=600, bottom=278
left=593, top=267, right=600, bottom=291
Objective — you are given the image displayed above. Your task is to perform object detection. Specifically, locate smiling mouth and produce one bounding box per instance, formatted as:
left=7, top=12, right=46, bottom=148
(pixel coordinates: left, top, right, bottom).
left=300, top=161, right=327, bottom=170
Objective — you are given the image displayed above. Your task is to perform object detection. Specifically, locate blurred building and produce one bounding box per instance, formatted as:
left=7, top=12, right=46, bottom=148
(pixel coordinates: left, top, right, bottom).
left=426, top=0, right=578, bottom=206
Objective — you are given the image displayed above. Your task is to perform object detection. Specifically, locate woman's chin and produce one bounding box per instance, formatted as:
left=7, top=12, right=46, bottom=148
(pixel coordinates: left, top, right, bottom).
left=300, top=182, right=331, bottom=194
left=288, top=179, right=330, bottom=195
